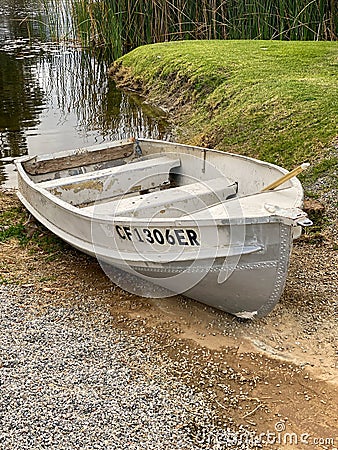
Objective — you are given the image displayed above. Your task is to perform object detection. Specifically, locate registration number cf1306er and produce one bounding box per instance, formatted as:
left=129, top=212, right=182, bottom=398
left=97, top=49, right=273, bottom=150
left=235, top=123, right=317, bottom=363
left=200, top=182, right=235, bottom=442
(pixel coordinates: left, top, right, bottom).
left=115, top=225, right=200, bottom=247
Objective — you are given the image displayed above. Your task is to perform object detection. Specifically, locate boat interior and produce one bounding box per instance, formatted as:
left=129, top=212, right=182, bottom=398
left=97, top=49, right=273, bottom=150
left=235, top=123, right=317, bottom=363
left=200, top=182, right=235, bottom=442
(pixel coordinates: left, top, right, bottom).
left=22, top=139, right=291, bottom=219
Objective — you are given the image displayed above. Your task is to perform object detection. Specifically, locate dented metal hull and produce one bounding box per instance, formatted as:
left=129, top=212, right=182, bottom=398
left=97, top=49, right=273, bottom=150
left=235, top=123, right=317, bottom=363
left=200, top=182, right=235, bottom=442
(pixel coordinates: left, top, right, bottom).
left=15, top=138, right=310, bottom=318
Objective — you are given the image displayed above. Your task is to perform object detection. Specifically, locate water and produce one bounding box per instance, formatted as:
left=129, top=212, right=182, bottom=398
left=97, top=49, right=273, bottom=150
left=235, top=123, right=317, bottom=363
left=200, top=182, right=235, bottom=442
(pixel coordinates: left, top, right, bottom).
left=0, top=0, right=171, bottom=186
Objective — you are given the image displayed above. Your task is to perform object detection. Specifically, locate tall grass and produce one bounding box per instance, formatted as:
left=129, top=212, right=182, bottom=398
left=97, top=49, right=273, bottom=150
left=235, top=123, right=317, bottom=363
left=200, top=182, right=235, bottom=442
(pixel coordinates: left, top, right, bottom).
left=42, top=0, right=337, bottom=60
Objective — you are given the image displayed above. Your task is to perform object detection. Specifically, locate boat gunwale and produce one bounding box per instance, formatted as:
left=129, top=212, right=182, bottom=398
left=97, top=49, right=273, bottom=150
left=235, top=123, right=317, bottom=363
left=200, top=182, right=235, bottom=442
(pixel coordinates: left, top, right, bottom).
left=15, top=139, right=305, bottom=227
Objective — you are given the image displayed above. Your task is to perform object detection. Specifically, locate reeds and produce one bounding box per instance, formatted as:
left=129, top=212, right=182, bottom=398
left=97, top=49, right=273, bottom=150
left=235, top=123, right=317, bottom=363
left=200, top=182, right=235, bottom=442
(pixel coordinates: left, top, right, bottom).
left=41, top=0, right=338, bottom=60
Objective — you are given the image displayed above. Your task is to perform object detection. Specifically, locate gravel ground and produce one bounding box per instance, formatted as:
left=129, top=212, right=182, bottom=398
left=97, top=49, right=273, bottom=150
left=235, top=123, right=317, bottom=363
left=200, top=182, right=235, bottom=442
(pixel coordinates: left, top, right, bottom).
left=0, top=285, right=254, bottom=450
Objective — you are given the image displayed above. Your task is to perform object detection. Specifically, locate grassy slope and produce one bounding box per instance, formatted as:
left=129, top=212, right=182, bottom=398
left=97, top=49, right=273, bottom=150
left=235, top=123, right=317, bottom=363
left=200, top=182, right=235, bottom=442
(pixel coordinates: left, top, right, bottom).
left=113, top=40, right=338, bottom=182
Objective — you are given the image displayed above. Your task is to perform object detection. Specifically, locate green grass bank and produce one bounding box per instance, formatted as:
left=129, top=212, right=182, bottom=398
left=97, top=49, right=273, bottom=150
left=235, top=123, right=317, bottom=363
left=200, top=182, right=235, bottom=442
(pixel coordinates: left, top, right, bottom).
left=110, top=40, right=337, bottom=188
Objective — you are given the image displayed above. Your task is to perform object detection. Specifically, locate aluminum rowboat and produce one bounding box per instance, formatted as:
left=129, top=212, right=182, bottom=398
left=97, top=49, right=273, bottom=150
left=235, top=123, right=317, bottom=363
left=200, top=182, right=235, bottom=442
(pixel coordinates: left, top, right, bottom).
left=15, top=138, right=312, bottom=318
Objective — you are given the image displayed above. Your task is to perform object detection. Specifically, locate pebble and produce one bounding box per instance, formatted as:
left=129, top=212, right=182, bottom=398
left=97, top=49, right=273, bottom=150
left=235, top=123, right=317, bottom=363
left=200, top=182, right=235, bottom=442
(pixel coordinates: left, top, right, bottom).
left=0, top=285, right=252, bottom=450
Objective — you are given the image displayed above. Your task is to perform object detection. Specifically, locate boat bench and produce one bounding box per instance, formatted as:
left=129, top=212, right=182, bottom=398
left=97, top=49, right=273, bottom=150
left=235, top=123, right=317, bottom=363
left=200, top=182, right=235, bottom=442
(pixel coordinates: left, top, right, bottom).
left=84, top=177, right=238, bottom=218
left=37, top=156, right=181, bottom=206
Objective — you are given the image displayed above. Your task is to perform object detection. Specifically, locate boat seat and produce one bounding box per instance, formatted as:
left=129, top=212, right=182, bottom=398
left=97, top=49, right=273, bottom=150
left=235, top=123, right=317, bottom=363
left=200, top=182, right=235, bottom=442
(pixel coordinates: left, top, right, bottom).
left=38, top=155, right=181, bottom=206
left=84, top=177, right=238, bottom=218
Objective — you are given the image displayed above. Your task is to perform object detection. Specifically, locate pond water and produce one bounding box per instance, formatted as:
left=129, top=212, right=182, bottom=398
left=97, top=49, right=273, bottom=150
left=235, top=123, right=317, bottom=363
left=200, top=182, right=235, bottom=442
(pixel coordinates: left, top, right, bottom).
left=0, top=0, right=171, bottom=186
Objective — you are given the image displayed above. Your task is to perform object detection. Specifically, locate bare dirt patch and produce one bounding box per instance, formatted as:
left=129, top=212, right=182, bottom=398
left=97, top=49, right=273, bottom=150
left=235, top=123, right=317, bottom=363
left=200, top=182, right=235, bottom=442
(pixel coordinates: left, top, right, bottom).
left=1, top=189, right=337, bottom=447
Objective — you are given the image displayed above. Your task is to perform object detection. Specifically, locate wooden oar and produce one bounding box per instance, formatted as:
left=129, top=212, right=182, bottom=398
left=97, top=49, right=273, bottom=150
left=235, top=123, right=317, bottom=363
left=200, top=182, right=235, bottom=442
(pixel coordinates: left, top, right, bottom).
left=261, top=162, right=310, bottom=192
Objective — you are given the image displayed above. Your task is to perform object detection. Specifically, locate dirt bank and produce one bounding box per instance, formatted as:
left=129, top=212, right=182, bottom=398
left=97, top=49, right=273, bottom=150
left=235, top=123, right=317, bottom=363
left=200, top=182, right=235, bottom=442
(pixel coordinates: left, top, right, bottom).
left=1, top=189, right=337, bottom=448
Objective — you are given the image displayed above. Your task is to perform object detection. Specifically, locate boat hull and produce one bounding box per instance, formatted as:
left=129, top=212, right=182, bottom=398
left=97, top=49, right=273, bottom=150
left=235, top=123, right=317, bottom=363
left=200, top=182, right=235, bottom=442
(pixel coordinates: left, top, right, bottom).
left=16, top=138, right=309, bottom=318
left=18, top=174, right=291, bottom=318
left=96, top=222, right=292, bottom=319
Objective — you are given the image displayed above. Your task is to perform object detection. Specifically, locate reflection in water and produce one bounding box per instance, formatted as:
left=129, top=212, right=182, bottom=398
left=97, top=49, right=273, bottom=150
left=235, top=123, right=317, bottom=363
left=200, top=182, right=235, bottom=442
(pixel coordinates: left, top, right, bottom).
left=0, top=0, right=171, bottom=185
left=0, top=0, right=43, bottom=41
left=0, top=51, right=44, bottom=157
left=28, top=49, right=169, bottom=154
